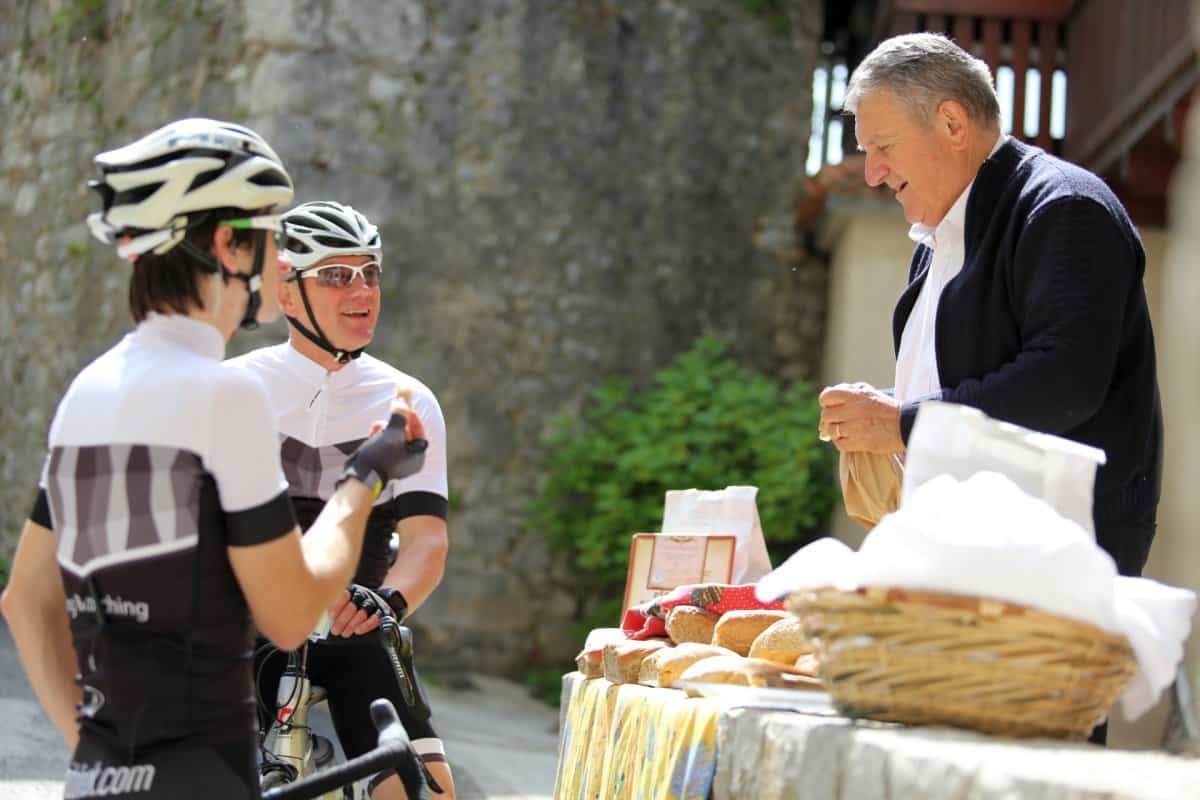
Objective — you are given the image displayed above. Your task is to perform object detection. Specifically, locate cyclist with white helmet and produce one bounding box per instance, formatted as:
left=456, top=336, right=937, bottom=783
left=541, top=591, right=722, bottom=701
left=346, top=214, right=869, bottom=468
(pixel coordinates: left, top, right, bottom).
left=229, top=200, right=456, bottom=799
left=0, top=119, right=428, bottom=799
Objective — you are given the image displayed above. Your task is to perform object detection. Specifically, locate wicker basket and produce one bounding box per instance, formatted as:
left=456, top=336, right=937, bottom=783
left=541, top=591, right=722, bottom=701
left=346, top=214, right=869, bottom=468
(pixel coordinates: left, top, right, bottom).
left=787, top=587, right=1137, bottom=739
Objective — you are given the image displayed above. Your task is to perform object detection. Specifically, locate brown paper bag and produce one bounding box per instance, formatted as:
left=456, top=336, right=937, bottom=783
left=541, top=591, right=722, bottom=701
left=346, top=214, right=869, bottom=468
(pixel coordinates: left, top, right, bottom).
left=840, top=451, right=904, bottom=530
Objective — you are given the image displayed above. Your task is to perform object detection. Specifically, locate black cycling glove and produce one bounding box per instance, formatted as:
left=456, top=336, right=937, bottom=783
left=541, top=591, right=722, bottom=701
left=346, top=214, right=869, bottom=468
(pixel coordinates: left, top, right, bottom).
left=346, top=584, right=392, bottom=619
left=346, top=584, right=410, bottom=623
left=337, top=412, right=428, bottom=497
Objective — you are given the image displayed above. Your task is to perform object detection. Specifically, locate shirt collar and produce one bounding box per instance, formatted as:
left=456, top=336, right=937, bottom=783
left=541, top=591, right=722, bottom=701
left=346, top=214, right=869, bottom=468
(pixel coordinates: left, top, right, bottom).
left=134, top=313, right=226, bottom=360
left=283, top=340, right=361, bottom=388
left=908, top=132, right=1007, bottom=248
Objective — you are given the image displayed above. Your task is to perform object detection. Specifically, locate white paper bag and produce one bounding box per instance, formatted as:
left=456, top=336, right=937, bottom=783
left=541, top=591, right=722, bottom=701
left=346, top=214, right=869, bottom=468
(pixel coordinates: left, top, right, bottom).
left=904, top=401, right=1106, bottom=535
left=661, top=485, right=773, bottom=582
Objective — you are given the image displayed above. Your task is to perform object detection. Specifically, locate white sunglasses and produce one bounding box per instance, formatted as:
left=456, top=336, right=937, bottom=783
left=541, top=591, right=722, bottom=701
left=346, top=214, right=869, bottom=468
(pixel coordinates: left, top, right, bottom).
left=292, top=261, right=383, bottom=289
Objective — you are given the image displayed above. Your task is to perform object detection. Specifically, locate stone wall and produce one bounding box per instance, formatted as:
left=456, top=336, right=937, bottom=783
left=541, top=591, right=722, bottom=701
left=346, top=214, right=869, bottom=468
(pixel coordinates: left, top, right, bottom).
left=0, top=0, right=823, bottom=673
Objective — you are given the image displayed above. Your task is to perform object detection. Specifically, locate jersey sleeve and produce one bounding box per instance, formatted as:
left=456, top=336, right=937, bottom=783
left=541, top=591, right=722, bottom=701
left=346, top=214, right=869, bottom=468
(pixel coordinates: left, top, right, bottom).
left=206, top=370, right=296, bottom=547
left=29, top=488, right=52, bottom=529
left=28, top=452, right=52, bottom=528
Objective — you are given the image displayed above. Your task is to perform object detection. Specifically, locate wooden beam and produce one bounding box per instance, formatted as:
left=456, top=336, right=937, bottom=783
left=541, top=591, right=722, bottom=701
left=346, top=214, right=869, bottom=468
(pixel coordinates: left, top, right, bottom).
left=895, top=0, right=1071, bottom=20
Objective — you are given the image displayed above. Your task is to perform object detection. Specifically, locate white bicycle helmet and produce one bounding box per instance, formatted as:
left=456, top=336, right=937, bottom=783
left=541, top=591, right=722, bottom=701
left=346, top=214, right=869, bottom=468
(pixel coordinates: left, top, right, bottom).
left=280, top=201, right=382, bottom=269
left=87, top=118, right=294, bottom=259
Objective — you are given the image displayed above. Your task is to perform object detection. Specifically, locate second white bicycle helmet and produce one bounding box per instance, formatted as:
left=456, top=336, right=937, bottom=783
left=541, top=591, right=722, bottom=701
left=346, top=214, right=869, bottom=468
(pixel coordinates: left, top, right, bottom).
left=280, top=201, right=382, bottom=269
left=279, top=200, right=383, bottom=364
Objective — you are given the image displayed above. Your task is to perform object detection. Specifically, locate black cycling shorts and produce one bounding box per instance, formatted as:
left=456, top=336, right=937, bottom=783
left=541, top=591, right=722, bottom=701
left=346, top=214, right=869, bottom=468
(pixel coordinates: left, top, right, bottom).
left=255, top=634, right=441, bottom=762
left=66, top=732, right=257, bottom=799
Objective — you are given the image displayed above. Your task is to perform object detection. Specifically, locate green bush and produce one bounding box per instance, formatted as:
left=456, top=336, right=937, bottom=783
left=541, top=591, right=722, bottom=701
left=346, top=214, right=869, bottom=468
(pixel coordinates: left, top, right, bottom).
left=530, top=336, right=835, bottom=636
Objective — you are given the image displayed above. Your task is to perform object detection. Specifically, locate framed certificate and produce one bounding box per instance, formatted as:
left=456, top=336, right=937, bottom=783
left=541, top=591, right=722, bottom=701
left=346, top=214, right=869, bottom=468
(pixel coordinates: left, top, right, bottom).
left=621, top=534, right=736, bottom=620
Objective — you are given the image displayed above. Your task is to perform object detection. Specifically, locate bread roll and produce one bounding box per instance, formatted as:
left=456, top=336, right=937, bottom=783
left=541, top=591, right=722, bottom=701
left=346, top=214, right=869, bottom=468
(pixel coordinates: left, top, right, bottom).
left=576, top=649, right=605, bottom=678
left=640, top=643, right=737, bottom=688
left=678, top=655, right=823, bottom=690
left=711, top=610, right=790, bottom=656
left=665, top=605, right=720, bottom=645
left=602, top=639, right=670, bottom=684
left=748, top=616, right=813, bottom=665
left=575, top=628, right=629, bottom=679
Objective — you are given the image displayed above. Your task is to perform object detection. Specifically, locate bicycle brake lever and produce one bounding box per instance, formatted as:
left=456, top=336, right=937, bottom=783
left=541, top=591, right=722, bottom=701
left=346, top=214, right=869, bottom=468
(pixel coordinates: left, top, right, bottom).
left=380, top=621, right=431, bottom=721
left=393, top=626, right=432, bottom=721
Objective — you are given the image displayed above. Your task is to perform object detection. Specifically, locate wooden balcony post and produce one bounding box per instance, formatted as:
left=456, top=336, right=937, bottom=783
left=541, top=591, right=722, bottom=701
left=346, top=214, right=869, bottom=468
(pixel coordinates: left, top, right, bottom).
left=1037, top=21, right=1059, bottom=148
left=1010, top=19, right=1032, bottom=139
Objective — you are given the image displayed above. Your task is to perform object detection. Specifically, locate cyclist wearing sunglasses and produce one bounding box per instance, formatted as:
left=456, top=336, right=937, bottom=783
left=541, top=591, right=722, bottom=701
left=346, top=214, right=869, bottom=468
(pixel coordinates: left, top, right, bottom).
left=0, top=120, right=428, bottom=800
left=227, top=201, right=455, bottom=800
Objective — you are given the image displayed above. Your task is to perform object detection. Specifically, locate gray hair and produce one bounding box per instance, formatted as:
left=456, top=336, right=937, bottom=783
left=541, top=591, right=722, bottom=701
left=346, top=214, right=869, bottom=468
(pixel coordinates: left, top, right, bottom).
left=844, top=33, right=1000, bottom=128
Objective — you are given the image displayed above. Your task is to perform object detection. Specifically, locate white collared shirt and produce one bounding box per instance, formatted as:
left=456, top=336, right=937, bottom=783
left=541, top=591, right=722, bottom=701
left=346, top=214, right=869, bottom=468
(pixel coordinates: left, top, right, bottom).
left=894, top=134, right=1006, bottom=404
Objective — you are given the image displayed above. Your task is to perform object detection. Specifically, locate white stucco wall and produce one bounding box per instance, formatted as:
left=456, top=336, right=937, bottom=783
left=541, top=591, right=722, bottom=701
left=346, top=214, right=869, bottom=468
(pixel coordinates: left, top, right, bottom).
left=819, top=206, right=912, bottom=549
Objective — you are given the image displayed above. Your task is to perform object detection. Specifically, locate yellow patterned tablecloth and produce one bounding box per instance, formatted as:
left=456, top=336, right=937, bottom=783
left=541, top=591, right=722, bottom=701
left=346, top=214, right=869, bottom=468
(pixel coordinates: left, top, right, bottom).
left=554, top=673, right=723, bottom=800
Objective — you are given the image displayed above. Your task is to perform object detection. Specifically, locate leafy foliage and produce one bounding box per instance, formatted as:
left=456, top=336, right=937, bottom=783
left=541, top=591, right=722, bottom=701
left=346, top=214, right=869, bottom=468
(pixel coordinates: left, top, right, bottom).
left=530, top=336, right=835, bottom=635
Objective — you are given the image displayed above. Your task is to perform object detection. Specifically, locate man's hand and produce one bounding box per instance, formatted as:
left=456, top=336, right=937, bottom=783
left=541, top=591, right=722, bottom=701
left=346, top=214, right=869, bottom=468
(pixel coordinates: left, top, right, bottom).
left=339, top=390, right=429, bottom=495
left=818, top=382, right=905, bottom=454
left=328, top=584, right=392, bottom=637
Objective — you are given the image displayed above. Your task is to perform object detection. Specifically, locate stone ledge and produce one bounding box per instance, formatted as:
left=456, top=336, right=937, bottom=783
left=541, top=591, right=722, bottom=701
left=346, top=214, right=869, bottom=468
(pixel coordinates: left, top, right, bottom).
left=713, top=706, right=1200, bottom=800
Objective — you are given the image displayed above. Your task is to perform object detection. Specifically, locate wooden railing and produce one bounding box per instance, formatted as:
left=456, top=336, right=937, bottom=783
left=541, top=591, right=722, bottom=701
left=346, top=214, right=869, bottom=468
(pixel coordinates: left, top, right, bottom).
left=871, top=0, right=1198, bottom=175
left=1064, top=0, right=1197, bottom=174
left=873, top=0, right=1072, bottom=151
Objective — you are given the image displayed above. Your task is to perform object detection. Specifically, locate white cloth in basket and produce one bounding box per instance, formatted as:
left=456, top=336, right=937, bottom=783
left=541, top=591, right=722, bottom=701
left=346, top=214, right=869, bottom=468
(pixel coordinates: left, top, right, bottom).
left=756, top=471, right=1196, bottom=721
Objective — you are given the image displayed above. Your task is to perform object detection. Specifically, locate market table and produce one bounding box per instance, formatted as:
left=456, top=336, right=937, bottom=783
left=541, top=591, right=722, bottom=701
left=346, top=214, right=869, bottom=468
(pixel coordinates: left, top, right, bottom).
left=554, top=673, right=723, bottom=799
left=554, top=672, right=1200, bottom=800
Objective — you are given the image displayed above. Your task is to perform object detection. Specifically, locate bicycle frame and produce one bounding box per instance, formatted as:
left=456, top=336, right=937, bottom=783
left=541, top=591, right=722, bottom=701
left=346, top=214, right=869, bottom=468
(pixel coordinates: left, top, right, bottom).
left=261, top=614, right=364, bottom=799
left=263, top=699, right=432, bottom=800
left=259, top=611, right=440, bottom=799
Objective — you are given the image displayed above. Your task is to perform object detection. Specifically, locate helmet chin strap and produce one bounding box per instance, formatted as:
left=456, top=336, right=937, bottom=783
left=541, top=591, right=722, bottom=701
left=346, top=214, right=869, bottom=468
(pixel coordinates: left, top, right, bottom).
left=286, top=273, right=364, bottom=365
left=234, top=232, right=266, bottom=331
left=178, top=227, right=267, bottom=331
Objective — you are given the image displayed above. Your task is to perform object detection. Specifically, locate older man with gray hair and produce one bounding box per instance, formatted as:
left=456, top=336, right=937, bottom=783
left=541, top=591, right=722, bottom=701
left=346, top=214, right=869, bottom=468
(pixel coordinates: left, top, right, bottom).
left=818, top=33, right=1162, bottom=583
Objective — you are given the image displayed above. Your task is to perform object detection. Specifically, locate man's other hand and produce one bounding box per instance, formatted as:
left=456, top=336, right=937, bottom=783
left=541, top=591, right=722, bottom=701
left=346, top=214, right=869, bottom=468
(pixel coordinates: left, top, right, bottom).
left=818, top=382, right=905, bottom=454
left=328, top=585, right=387, bottom=637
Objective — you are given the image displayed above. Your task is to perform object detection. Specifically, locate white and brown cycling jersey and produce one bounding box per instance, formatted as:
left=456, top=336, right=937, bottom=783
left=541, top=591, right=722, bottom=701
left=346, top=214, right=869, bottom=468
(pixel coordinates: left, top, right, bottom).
left=29, top=313, right=296, bottom=752
left=226, top=343, right=447, bottom=588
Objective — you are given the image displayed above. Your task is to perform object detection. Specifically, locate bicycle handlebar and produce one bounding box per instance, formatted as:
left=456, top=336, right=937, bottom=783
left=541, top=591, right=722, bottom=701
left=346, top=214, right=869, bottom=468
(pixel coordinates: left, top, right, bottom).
left=261, top=699, right=438, bottom=800
left=307, top=612, right=432, bottom=722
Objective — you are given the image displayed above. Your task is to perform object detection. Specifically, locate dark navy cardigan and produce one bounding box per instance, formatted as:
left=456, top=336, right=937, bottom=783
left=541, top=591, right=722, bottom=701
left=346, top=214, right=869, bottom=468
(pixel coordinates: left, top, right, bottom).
left=893, top=138, right=1161, bottom=530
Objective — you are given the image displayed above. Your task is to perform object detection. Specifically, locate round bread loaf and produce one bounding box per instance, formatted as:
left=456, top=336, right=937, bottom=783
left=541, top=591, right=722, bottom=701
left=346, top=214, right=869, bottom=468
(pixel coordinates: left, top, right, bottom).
left=665, top=605, right=720, bottom=644
left=748, top=616, right=813, bottom=665
left=711, top=610, right=790, bottom=656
